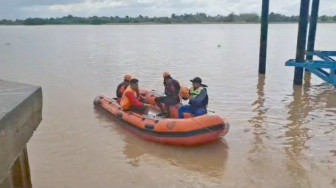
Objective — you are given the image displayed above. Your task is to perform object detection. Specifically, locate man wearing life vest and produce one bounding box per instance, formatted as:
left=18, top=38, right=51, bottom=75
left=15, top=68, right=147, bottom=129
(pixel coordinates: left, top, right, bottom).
left=155, top=72, right=181, bottom=117
left=116, top=74, right=132, bottom=102
left=120, top=78, right=150, bottom=114
left=178, top=77, right=208, bottom=118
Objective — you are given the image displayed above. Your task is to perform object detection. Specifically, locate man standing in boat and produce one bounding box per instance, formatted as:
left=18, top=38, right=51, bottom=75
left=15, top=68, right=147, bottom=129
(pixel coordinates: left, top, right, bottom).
left=178, top=77, right=208, bottom=118
left=155, top=72, right=181, bottom=117
left=120, top=78, right=150, bottom=114
left=116, top=74, right=132, bottom=102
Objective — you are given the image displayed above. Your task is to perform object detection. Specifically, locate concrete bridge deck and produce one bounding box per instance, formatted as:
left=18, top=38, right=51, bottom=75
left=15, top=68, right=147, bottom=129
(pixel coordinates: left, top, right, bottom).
left=0, top=80, right=42, bottom=188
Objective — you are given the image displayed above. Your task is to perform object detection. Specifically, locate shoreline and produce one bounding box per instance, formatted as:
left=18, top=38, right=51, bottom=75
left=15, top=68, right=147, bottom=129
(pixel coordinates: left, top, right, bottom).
left=0, top=22, right=336, bottom=26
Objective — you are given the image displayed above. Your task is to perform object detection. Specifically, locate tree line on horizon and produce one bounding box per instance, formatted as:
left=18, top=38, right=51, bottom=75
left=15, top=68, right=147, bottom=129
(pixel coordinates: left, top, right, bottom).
left=0, top=12, right=335, bottom=25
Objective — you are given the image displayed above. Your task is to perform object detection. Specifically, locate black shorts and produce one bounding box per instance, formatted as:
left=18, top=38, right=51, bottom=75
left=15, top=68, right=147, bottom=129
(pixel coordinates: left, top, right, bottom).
left=129, top=106, right=147, bottom=114
left=155, top=96, right=180, bottom=106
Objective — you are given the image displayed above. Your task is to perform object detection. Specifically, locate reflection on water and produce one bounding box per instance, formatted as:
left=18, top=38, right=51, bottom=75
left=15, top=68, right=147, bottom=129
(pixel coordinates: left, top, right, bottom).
left=250, top=75, right=268, bottom=138
left=248, top=75, right=268, bottom=165
left=245, top=74, right=336, bottom=187
left=94, top=107, right=228, bottom=179
left=282, top=83, right=336, bottom=187
left=284, top=85, right=313, bottom=187
left=285, top=85, right=312, bottom=154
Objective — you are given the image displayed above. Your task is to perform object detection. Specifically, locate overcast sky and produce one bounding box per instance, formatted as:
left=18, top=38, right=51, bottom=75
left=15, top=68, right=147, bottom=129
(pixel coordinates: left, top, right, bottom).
left=1, top=0, right=335, bottom=19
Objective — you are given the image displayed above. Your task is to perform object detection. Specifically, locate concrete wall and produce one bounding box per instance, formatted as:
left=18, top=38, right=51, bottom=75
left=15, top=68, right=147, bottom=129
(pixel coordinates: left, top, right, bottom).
left=0, top=80, right=42, bottom=187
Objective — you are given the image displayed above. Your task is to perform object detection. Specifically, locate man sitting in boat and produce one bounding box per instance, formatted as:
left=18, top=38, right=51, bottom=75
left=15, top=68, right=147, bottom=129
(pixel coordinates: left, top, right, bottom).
left=116, top=74, right=132, bottom=102
left=178, top=77, right=208, bottom=118
left=155, top=72, right=181, bottom=117
left=120, top=78, right=150, bottom=114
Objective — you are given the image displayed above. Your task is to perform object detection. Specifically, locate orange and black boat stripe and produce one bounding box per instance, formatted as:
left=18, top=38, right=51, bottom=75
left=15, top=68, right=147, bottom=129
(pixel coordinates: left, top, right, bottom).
left=119, top=118, right=225, bottom=137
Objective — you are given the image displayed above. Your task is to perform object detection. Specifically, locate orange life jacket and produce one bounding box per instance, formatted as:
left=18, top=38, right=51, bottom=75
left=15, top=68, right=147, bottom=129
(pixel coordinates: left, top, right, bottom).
left=120, top=86, right=140, bottom=110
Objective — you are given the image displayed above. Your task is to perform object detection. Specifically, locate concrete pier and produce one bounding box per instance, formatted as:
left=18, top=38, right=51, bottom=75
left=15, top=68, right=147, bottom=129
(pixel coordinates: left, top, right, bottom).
left=0, top=80, right=42, bottom=188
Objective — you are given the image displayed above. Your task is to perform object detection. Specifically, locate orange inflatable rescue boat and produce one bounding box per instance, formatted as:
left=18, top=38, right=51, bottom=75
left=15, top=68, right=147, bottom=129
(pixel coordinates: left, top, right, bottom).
left=94, top=90, right=229, bottom=146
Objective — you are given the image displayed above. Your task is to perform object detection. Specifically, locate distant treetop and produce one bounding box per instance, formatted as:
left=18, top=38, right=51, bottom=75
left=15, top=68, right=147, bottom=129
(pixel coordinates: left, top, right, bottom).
left=0, top=12, right=335, bottom=25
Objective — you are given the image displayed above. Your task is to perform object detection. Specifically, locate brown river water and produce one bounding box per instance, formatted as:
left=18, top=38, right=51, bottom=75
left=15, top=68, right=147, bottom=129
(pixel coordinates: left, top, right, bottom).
left=0, top=24, right=336, bottom=188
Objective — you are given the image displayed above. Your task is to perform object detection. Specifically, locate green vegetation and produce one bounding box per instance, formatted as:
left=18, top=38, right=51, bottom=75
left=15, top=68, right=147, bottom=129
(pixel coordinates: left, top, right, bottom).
left=1, top=12, right=336, bottom=25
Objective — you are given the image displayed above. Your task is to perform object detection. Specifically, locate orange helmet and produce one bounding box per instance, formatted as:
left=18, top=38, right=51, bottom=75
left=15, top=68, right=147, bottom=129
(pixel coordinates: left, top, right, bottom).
left=124, top=74, right=132, bottom=82
left=180, top=86, right=190, bottom=100
left=163, top=72, right=170, bottom=78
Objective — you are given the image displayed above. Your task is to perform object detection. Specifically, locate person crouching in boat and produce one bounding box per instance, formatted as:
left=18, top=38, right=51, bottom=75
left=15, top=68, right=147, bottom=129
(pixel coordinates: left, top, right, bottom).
left=116, top=74, right=132, bottom=102
left=120, top=78, right=150, bottom=114
left=155, top=72, right=181, bottom=117
left=178, top=77, right=208, bottom=118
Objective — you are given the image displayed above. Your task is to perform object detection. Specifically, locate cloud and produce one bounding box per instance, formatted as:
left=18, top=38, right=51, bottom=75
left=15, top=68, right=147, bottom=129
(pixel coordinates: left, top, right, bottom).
left=0, top=0, right=335, bottom=19
left=46, top=1, right=127, bottom=13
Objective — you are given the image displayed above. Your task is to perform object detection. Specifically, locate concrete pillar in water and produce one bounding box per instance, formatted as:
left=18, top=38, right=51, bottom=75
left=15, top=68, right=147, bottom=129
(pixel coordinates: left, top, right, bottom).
left=258, top=0, right=269, bottom=75
left=294, top=0, right=310, bottom=85
left=0, top=80, right=42, bottom=187
left=19, top=148, right=32, bottom=188
left=8, top=147, right=32, bottom=188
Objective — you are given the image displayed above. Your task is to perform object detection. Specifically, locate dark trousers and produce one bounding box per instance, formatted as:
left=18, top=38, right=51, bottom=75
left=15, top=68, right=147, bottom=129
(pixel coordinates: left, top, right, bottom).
left=178, top=105, right=207, bottom=118
left=155, top=96, right=179, bottom=115
left=129, top=106, right=148, bottom=115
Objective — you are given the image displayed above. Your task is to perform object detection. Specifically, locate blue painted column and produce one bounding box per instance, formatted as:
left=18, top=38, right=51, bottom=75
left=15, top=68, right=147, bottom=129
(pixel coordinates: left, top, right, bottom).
left=258, top=0, right=269, bottom=74
left=294, top=0, right=311, bottom=85
left=306, top=0, right=320, bottom=62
